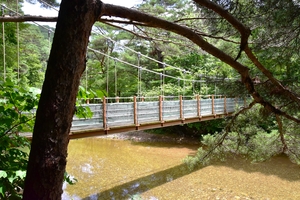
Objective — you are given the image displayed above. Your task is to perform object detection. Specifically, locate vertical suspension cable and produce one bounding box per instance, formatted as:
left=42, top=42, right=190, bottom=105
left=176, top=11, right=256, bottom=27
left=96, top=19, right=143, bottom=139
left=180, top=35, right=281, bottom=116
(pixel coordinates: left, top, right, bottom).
left=199, top=81, right=201, bottom=95
left=192, top=80, right=195, bottom=95
left=114, top=59, right=117, bottom=97
left=183, top=70, right=186, bottom=97
left=160, top=72, right=163, bottom=96
left=137, top=52, right=141, bottom=97
left=139, top=67, right=142, bottom=98
left=162, top=63, right=165, bottom=97
left=214, top=82, right=216, bottom=96
left=106, top=50, right=110, bottom=97
left=2, top=6, right=5, bottom=81
left=178, top=78, right=180, bottom=98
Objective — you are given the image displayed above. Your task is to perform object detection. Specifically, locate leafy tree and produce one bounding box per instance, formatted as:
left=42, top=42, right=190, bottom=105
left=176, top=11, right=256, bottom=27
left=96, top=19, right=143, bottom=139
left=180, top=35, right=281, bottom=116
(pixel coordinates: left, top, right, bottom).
left=0, top=79, right=39, bottom=199
left=19, top=24, right=52, bottom=88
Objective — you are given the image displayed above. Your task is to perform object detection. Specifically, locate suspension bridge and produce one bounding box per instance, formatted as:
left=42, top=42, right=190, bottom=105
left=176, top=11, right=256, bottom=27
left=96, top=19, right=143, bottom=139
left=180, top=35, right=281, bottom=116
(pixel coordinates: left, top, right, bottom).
left=70, top=95, right=245, bottom=139
left=1, top=2, right=247, bottom=139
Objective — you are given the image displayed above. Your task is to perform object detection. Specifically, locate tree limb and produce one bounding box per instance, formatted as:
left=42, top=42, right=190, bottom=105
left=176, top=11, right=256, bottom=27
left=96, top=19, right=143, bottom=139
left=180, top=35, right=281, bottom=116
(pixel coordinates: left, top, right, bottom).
left=0, top=3, right=298, bottom=123
left=0, top=15, right=57, bottom=22
left=193, top=0, right=251, bottom=61
left=199, top=100, right=257, bottom=163
left=100, top=3, right=300, bottom=124
left=193, top=0, right=300, bottom=108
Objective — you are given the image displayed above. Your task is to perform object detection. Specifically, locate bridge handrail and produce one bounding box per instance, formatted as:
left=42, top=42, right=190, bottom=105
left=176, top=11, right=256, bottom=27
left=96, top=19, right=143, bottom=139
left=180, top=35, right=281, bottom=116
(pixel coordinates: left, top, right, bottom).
left=73, top=95, right=248, bottom=131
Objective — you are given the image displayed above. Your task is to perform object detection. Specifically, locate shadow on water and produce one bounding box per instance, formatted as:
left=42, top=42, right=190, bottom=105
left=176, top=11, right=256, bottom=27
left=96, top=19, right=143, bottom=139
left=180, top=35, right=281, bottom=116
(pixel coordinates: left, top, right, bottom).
left=82, top=163, right=193, bottom=200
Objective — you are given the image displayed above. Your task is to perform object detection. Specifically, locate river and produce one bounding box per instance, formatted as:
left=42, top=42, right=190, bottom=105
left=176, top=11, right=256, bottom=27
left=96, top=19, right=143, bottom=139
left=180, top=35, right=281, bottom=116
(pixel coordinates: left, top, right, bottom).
left=62, top=133, right=300, bottom=200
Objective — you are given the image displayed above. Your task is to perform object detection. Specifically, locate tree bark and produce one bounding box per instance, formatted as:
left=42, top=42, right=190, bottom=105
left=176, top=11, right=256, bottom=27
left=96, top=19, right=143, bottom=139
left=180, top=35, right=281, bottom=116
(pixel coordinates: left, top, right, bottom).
left=23, top=0, right=102, bottom=199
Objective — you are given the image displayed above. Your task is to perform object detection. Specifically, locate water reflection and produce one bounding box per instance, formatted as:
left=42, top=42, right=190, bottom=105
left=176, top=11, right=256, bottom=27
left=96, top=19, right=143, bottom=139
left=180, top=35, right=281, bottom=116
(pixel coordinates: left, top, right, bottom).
left=63, top=137, right=197, bottom=199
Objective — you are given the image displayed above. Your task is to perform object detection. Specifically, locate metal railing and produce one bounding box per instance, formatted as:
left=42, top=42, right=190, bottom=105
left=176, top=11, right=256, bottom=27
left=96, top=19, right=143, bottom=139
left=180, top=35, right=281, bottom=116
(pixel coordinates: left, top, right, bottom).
left=72, top=95, right=246, bottom=130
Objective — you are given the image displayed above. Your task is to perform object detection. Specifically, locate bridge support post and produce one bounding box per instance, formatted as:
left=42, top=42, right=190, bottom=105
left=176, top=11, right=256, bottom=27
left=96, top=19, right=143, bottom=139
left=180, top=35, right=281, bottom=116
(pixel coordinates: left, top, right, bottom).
left=196, top=95, right=201, bottom=119
left=103, top=96, right=108, bottom=134
left=179, top=95, right=184, bottom=121
left=159, top=95, right=163, bottom=123
left=133, top=96, right=138, bottom=128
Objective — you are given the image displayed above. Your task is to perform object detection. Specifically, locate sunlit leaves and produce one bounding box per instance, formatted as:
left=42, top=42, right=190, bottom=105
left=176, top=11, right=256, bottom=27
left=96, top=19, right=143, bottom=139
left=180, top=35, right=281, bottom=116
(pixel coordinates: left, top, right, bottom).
left=0, top=79, right=39, bottom=199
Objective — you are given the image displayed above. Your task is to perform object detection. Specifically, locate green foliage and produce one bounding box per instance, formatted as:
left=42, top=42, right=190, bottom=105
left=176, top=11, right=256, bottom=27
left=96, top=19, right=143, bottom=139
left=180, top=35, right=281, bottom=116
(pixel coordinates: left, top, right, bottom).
left=184, top=105, right=300, bottom=170
left=186, top=119, right=225, bottom=135
left=0, top=79, right=89, bottom=198
left=64, top=172, right=77, bottom=186
left=76, top=86, right=107, bottom=119
left=0, top=79, right=39, bottom=199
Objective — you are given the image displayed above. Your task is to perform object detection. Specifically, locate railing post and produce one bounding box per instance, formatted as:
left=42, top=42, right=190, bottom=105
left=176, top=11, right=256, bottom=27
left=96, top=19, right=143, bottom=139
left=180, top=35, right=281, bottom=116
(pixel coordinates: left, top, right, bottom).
left=141, top=96, right=144, bottom=102
left=179, top=95, right=184, bottom=120
left=133, top=96, right=138, bottom=126
left=103, top=96, right=107, bottom=132
left=86, top=99, right=90, bottom=104
left=212, top=95, right=215, bottom=116
left=196, top=95, right=201, bottom=118
left=159, top=95, right=163, bottom=122
left=116, top=96, right=119, bottom=103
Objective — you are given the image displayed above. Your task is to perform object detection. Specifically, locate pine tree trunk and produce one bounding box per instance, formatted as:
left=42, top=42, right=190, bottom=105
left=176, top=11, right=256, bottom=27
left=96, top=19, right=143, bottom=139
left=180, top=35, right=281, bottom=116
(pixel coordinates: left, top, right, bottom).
left=23, top=0, right=102, bottom=199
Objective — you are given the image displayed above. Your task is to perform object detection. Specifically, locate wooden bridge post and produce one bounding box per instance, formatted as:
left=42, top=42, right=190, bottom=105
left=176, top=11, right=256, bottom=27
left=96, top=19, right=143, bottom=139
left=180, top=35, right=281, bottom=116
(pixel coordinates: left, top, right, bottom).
left=196, top=95, right=201, bottom=119
left=212, top=95, right=215, bottom=116
left=103, top=96, right=108, bottom=132
left=159, top=95, right=163, bottom=122
left=116, top=96, right=119, bottom=103
left=133, top=96, right=138, bottom=126
left=179, top=95, right=184, bottom=120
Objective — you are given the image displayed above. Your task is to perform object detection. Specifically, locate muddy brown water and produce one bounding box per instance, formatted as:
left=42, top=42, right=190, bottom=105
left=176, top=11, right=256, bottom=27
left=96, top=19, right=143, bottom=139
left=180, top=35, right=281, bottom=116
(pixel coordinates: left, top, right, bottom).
left=63, top=134, right=300, bottom=200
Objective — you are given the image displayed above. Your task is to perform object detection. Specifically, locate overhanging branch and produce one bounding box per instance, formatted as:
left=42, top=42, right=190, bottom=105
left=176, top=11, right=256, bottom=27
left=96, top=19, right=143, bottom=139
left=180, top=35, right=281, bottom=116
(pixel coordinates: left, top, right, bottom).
left=0, top=15, right=57, bottom=22
left=0, top=3, right=298, bottom=124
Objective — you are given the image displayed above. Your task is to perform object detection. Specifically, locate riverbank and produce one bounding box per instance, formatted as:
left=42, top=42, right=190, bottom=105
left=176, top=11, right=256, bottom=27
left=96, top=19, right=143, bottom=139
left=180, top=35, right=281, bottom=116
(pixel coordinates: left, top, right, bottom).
left=99, top=130, right=201, bottom=145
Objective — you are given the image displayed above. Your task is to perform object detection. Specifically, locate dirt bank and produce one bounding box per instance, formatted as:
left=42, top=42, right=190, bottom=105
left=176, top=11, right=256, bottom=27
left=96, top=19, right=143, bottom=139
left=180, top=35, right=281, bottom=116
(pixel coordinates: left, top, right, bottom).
left=99, top=130, right=201, bottom=144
